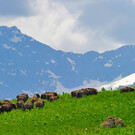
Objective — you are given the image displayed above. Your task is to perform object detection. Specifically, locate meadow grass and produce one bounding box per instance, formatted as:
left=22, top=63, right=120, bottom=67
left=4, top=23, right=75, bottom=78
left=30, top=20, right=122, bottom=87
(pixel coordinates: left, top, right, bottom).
left=0, top=90, right=135, bottom=135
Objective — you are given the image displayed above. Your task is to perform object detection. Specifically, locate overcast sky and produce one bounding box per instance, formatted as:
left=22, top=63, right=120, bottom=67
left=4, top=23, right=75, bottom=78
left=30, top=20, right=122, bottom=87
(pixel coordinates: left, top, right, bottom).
left=0, top=0, right=135, bottom=53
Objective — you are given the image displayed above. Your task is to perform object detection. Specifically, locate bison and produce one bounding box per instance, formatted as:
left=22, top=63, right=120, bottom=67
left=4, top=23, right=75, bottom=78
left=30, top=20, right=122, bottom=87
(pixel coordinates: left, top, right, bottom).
left=0, top=101, right=16, bottom=113
left=71, top=90, right=83, bottom=98
left=0, top=100, right=16, bottom=110
left=49, top=96, right=59, bottom=102
left=34, top=94, right=40, bottom=98
left=30, top=94, right=40, bottom=103
left=71, top=88, right=98, bottom=98
left=41, top=92, right=57, bottom=100
left=0, top=100, right=11, bottom=105
left=30, top=95, right=38, bottom=103
left=0, top=103, right=13, bottom=113
left=17, top=100, right=24, bottom=109
left=120, top=87, right=134, bottom=93
left=34, top=99, right=45, bottom=108
left=16, top=94, right=29, bottom=102
left=23, top=102, right=33, bottom=111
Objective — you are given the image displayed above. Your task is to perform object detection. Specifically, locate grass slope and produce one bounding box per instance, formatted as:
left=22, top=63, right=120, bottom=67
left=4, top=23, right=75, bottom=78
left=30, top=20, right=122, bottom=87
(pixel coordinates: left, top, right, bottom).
left=0, top=90, right=135, bottom=135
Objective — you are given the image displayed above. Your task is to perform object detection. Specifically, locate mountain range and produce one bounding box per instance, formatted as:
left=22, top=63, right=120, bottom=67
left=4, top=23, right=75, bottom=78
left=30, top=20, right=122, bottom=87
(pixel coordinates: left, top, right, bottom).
left=0, top=26, right=135, bottom=99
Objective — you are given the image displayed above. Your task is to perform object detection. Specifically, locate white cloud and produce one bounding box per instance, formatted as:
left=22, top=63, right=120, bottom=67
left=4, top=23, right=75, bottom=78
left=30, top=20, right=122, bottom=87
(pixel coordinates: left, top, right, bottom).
left=0, top=0, right=134, bottom=53
left=0, top=0, right=88, bottom=53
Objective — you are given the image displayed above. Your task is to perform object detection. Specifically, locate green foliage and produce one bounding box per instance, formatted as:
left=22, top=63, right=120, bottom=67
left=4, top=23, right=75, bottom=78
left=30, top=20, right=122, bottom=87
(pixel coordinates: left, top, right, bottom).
left=0, top=90, right=135, bottom=135
left=101, top=87, right=107, bottom=92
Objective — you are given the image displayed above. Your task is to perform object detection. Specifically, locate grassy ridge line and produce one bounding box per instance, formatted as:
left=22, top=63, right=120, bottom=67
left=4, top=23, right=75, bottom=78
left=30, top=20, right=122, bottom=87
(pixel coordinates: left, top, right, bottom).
left=0, top=90, right=135, bottom=135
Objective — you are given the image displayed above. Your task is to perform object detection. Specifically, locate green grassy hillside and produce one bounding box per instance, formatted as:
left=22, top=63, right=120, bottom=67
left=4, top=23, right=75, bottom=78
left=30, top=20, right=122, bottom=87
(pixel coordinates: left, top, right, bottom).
left=0, top=90, right=135, bottom=135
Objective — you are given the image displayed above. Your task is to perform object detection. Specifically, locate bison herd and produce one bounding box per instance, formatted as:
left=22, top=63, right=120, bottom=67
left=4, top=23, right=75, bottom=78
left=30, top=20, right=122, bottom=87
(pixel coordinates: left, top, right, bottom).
left=0, top=92, right=59, bottom=114
left=0, top=86, right=134, bottom=114
left=71, top=88, right=98, bottom=98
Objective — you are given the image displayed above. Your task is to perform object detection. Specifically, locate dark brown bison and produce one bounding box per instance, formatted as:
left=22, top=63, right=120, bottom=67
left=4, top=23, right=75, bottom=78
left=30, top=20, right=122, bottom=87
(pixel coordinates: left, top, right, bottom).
left=76, top=91, right=83, bottom=98
left=23, top=102, right=33, bottom=111
left=30, top=95, right=38, bottom=103
left=0, top=100, right=11, bottom=105
left=34, top=99, right=45, bottom=108
left=17, top=100, right=24, bottom=109
left=0, top=100, right=16, bottom=110
left=30, top=94, right=40, bottom=103
left=49, top=96, right=59, bottom=102
left=41, top=92, right=57, bottom=100
left=34, top=94, right=40, bottom=98
left=71, top=90, right=78, bottom=97
left=71, top=90, right=83, bottom=98
left=84, top=88, right=98, bottom=95
left=71, top=88, right=98, bottom=98
left=16, top=94, right=29, bottom=102
left=0, top=101, right=16, bottom=113
left=0, top=103, right=13, bottom=113
left=120, top=87, right=134, bottom=93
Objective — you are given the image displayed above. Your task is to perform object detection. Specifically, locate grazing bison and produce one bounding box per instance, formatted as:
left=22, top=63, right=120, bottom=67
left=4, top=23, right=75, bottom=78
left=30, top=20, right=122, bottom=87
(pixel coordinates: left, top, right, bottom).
left=101, top=116, right=125, bottom=128
left=0, top=100, right=11, bottom=105
left=31, top=94, right=40, bottom=103
left=16, top=94, right=29, bottom=102
left=85, top=88, right=98, bottom=95
left=17, top=100, right=24, bottom=109
left=0, top=100, right=16, bottom=113
left=41, top=92, right=57, bottom=100
left=71, top=88, right=98, bottom=98
left=71, top=90, right=83, bottom=98
left=0, top=103, right=13, bottom=113
left=23, top=102, right=33, bottom=111
left=31, top=95, right=38, bottom=103
left=76, top=91, right=83, bottom=98
left=120, top=87, right=134, bottom=93
left=34, top=99, right=45, bottom=108
left=49, top=96, right=59, bottom=102
left=34, top=94, right=40, bottom=98
left=0, top=100, right=16, bottom=110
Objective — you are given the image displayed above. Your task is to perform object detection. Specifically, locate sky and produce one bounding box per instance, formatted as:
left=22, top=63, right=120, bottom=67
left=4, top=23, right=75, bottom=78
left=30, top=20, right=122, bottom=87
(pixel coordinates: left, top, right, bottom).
left=0, top=0, right=135, bottom=53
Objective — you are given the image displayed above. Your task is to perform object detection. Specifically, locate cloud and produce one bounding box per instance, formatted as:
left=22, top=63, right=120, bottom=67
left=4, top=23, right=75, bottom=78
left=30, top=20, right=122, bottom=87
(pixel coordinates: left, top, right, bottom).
left=0, top=0, right=35, bottom=17
left=0, top=0, right=135, bottom=53
left=0, top=0, right=88, bottom=53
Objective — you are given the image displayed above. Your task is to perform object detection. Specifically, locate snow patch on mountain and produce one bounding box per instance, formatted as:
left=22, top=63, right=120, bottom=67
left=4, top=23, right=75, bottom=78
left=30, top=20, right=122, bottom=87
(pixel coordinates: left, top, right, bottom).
left=10, top=35, right=23, bottom=43
left=3, top=44, right=11, bottom=49
left=50, top=59, right=56, bottom=64
left=24, top=45, right=30, bottom=48
left=104, top=63, right=113, bottom=67
left=20, top=70, right=27, bottom=76
left=67, top=57, right=77, bottom=72
left=8, top=72, right=16, bottom=76
left=46, top=70, right=61, bottom=79
left=45, top=62, right=49, bottom=65
left=101, top=73, right=135, bottom=90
